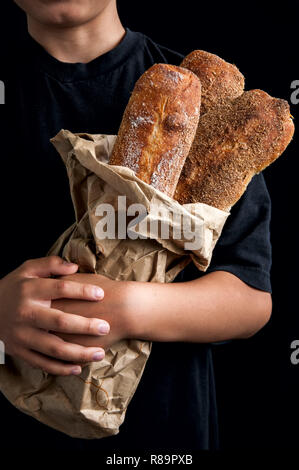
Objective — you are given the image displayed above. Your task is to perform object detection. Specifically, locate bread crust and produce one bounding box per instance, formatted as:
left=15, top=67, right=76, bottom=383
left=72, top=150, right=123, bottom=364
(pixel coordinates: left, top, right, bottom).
left=181, top=50, right=244, bottom=115
left=109, top=64, right=201, bottom=197
left=174, top=89, right=294, bottom=211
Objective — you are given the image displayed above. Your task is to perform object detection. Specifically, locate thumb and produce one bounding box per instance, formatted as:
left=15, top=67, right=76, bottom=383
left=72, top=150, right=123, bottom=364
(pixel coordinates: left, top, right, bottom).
left=20, top=256, right=79, bottom=278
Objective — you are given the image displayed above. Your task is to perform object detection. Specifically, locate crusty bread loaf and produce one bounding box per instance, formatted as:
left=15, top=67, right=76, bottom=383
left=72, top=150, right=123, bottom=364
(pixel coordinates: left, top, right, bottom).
left=109, top=64, right=201, bottom=197
left=180, top=50, right=244, bottom=115
left=174, top=89, right=294, bottom=211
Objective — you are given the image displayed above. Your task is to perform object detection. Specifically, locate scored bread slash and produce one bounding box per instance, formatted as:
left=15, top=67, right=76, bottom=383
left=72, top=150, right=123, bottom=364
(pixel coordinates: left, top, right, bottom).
left=109, top=63, right=201, bottom=198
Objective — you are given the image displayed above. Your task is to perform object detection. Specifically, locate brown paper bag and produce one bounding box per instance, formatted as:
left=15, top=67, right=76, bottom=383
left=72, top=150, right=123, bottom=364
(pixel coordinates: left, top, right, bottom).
left=0, top=130, right=229, bottom=439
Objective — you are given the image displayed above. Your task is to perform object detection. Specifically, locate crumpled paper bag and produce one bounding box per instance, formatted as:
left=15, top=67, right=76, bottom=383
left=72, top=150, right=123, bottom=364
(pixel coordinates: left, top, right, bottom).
left=0, top=130, right=229, bottom=439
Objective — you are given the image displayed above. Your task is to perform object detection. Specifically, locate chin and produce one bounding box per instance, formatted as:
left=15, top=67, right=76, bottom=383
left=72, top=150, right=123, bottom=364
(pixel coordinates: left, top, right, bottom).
left=15, top=0, right=109, bottom=28
left=43, top=8, right=91, bottom=28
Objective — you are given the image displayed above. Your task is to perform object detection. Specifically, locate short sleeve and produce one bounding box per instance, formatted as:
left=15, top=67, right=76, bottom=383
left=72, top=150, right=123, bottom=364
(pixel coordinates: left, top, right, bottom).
left=205, top=173, right=272, bottom=293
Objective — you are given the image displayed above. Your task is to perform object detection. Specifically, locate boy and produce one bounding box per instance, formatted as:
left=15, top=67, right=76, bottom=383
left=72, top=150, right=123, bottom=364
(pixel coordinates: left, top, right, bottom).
left=0, top=0, right=272, bottom=450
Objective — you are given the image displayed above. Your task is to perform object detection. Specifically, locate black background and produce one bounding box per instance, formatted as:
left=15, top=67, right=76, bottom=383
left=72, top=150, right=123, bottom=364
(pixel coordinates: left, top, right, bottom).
left=0, top=0, right=299, bottom=451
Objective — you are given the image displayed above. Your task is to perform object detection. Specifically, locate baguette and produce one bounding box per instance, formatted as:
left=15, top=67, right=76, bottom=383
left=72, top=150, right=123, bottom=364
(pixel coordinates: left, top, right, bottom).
left=180, top=50, right=244, bottom=115
left=109, top=64, right=201, bottom=197
left=174, top=89, right=294, bottom=211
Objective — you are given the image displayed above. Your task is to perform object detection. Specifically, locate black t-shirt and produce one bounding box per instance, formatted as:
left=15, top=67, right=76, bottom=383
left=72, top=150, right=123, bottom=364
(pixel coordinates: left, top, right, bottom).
left=0, top=28, right=272, bottom=451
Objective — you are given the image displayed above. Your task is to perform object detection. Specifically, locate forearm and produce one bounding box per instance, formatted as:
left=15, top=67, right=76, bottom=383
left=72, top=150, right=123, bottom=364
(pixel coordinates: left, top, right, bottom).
left=123, top=271, right=272, bottom=343
left=54, top=271, right=272, bottom=347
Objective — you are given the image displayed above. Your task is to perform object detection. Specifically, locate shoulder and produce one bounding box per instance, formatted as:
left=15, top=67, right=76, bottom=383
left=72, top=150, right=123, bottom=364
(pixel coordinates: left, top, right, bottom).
left=129, top=29, right=184, bottom=66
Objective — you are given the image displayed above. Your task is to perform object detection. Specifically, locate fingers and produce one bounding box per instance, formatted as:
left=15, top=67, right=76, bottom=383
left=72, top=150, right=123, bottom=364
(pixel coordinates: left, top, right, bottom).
left=58, top=333, right=108, bottom=349
left=30, top=277, right=104, bottom=301
left=19, top=256, right=79, bottom=278
left=19, top=328, right=106, bottom=365
left=28, top=306, right=110, bottom=336
left=17, top=348, right=83, bottom=376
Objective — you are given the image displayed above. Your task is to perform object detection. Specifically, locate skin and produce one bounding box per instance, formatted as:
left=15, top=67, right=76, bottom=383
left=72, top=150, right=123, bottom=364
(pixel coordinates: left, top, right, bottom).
left=14, top=0, right=126, bottom=63
left=0, top=1, right=273, bottom=375
left=0, top=257, right=110, bottom=376
left=53, top=272, right=272, bottom=348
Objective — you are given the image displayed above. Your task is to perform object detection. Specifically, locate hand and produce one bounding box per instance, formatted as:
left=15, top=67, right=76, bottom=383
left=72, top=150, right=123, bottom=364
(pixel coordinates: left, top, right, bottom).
left=0, top=256, right=111, bottom=376
left=52, top=273, right=134, bottom=351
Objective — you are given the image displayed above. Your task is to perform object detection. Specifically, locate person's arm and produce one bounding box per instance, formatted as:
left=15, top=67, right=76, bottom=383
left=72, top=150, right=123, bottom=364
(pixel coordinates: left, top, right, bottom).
left=53, top=174, right=273, bottom=351
left=52, top=271, right=272, bottom=350
left=127, top=271, right=272, bottom=342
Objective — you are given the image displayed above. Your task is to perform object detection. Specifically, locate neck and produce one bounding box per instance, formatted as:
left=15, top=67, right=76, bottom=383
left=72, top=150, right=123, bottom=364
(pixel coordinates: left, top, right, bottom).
left=27, top=4, right=125, bottom=64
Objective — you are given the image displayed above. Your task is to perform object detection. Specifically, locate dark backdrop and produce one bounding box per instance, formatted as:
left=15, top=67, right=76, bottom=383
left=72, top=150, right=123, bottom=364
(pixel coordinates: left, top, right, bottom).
left=0, top=0, right=298, bottom=450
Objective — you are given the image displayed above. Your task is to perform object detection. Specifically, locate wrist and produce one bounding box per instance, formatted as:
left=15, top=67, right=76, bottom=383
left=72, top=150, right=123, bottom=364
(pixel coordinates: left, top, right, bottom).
left=119, top=281, right=147, bottom=340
